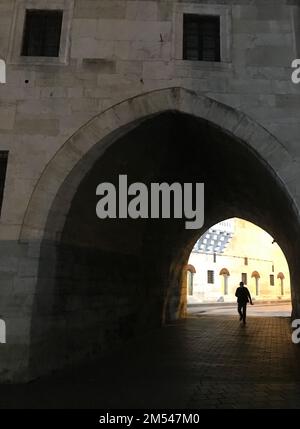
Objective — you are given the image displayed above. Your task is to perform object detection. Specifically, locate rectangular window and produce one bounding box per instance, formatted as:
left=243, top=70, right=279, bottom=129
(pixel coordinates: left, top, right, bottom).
left=213, top=253, right=217, bottom=263
left=241, top=273, right=247, bottom=285
left=0, top=152, right=8, bottom=215
left=270, top=274, right=275, bottom=286
left=21, top=10, right=63, bottom=57
left=183, top=14, right=221, bottom=62
left=207, top=270, right=214, bottom=284
left=244, top=257, right=248, bottom=266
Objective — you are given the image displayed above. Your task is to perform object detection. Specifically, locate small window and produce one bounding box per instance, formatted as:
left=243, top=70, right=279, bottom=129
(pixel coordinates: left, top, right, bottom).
left=213, top=253, right=217, bottom=263
left=21, top=10, right=63, bottom=57
left=270, top=274, right=275, bottom=286
left=183, top=14, right=221, bottom=62
left=0, top=151, right=8, bottom=215
left=244, top=257, right=248, bottom=266
left=241, top=273, right=247, bottom=285
left=207, top=270, right=214, bottom=284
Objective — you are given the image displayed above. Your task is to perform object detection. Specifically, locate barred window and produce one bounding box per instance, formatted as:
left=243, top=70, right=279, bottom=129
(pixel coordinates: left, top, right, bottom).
left=207, top=270, right=214, bottom=284
left=21, top=10, right=63, bottom=57
left=183, top=14, right=221, bottom=62
left=270, top=274, right=275, bottom=286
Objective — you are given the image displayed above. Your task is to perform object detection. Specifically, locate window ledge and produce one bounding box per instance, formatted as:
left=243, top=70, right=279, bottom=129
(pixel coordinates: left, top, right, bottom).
left=10, top=56, right=67, bottom=66
left=175, top=59, right=232, bottom=71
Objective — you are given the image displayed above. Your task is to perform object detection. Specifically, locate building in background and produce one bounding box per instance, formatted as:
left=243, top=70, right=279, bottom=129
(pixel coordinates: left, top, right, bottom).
left=187, top=218, right=290, bottom=303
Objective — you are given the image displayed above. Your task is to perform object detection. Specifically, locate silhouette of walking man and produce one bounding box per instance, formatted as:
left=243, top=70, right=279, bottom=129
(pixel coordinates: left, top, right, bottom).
left=235, top=281, right=253, bottom=324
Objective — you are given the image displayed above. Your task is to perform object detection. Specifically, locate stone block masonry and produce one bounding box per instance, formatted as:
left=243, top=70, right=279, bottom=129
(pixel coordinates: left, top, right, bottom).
left=0, top=0, right=300, bottom=383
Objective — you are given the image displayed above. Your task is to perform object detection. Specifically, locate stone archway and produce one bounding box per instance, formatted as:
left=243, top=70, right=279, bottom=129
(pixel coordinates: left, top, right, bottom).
left=14, top=87, right=300, bottom=381
left=20, top=87, right=298, bottom=242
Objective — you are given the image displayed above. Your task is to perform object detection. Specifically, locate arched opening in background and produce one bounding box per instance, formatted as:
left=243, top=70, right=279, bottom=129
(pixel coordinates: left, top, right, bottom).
left=187, top=218, right=291, bottom=317
left=252, top=271, right=261, bottom=296
left=219, top=268, right=230, bottom=295
left=186, top=264, right=196, bottom=296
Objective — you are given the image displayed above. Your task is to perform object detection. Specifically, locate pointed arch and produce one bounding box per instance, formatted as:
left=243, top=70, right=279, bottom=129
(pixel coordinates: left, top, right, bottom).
left=19, top=87, right=296, bottom=243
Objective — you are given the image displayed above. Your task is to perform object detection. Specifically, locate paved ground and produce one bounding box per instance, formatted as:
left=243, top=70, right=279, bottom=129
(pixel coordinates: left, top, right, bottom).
left=0, top=315, right=300, bottom=409
left=188, top=301, right=292, bottom=317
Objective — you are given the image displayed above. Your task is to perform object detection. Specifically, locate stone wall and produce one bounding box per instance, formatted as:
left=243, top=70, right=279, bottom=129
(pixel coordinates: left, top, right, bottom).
left=0, top=0, right=300, bottom=381
left=0, top=0, right=299, bottom=239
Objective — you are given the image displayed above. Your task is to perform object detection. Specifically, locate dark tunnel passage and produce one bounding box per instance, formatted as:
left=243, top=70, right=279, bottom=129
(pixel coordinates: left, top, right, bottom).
left=30, top=111, right=300, bottom=378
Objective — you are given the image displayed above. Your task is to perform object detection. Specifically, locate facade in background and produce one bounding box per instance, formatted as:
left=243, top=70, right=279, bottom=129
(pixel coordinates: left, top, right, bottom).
left=187, top=218, right=291, bottom=303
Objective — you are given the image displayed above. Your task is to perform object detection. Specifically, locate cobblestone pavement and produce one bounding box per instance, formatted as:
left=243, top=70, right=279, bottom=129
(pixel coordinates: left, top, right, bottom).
left=1, top=315, right=300, bottom=409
